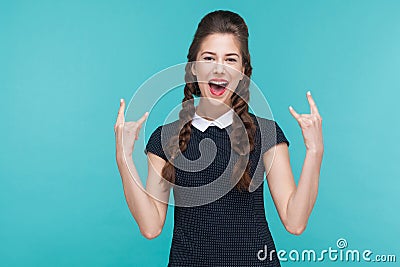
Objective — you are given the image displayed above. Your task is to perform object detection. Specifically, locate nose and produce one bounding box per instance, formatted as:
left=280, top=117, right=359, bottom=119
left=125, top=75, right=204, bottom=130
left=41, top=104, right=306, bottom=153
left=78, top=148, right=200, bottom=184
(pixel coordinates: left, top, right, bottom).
left=213, top=61, right=225, bottom=74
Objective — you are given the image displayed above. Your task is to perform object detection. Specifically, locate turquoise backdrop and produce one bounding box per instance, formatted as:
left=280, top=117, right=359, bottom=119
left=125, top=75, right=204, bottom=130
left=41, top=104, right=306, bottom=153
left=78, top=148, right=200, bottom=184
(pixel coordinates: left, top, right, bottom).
left=1, top=0, right=398, bottom=266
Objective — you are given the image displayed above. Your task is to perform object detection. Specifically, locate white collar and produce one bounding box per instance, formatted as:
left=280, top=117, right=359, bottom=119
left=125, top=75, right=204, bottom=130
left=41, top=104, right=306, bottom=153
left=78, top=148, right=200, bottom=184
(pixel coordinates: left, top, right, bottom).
left=192, top=108, right=234, bottom=132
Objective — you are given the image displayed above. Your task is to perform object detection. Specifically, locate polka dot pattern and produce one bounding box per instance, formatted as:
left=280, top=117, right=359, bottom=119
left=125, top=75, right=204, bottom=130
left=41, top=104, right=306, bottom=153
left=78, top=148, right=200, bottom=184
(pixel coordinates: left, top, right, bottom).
left=144, top=113, right=289, bottom=266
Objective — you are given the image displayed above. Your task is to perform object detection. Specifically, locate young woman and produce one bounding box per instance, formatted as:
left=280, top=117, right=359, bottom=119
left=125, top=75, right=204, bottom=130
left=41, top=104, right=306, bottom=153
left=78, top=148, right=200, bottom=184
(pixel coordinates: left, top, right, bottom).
left=114, top=10, right=323, bottom=267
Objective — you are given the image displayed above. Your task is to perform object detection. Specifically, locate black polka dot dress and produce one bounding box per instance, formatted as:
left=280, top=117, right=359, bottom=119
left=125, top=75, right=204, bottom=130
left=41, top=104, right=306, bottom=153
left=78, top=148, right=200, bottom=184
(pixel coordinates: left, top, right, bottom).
left=144, top=113, right=290, bottom=267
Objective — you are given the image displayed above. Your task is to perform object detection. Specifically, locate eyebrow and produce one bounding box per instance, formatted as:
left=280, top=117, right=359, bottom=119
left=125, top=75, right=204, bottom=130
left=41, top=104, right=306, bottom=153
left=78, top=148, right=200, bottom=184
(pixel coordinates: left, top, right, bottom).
left=200, top=51, right=240, bottom=57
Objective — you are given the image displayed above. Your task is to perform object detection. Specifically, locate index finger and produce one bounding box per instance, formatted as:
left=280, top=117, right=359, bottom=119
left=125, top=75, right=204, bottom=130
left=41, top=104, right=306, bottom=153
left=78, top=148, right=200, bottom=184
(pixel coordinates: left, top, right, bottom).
left=306, top=91, right=320, bottom=116
left=289, top=105, right=301, bottom=121
left=116, top=98, right=126, bottom=124
left=136, top=111, right=149, bottom=127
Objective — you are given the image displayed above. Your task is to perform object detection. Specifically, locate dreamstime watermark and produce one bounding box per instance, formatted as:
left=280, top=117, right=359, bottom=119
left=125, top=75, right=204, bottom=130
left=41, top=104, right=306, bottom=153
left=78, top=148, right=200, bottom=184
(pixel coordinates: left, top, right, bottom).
left=257, top=238, right=397, bottom=263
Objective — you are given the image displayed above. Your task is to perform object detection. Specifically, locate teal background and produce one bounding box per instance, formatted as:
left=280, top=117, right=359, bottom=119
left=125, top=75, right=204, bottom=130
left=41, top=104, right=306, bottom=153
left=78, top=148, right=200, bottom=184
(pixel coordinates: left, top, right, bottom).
left=1, top=0, right=399, bottom=266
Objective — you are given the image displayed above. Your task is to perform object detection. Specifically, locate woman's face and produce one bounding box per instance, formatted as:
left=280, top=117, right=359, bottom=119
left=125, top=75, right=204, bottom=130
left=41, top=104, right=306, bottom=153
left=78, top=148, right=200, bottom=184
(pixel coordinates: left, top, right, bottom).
left=191, top=33, right=245, bottom=108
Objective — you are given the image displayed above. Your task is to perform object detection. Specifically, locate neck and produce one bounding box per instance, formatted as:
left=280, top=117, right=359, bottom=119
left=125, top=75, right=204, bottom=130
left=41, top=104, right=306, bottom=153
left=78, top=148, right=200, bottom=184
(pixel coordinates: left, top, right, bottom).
left=195, top=99, right=232, bottom=121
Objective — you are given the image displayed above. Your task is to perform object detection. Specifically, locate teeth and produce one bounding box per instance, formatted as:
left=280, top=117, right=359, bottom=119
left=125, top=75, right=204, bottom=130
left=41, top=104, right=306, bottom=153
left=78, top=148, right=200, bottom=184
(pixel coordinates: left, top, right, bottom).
left=209, top=80, right=228, bottom=86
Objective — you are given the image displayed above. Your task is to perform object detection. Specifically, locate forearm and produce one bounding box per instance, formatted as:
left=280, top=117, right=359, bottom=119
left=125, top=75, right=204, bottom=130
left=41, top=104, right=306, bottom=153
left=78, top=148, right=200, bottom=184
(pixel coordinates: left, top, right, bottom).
left=286, top=149, right=323, bottom=233
left=116, top=151, right=162, bottom=237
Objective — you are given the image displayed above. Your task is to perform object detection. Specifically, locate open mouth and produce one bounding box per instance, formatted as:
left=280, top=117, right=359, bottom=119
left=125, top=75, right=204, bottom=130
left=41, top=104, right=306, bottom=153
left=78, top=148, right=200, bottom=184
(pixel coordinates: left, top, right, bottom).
left=208, top=79, right=229, bottom=96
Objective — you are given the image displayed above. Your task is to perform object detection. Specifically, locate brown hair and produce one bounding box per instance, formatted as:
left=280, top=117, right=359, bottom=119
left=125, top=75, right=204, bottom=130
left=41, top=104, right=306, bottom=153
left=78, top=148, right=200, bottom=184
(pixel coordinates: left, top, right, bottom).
left=161, top=10, right=256, bottom=192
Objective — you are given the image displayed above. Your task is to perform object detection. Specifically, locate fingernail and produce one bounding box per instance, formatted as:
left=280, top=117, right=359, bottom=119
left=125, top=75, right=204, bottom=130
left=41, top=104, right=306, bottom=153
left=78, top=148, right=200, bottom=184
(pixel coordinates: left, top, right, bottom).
left=120, top=98, right=123, bottom=103
left=289, top=105, right=293, bottom=110
left=307, top=91, right=311, bottom=95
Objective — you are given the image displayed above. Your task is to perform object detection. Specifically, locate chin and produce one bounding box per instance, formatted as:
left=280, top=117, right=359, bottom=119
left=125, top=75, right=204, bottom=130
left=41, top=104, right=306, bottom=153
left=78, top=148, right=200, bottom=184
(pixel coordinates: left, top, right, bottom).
left=205, top=94, right=233, bottom=108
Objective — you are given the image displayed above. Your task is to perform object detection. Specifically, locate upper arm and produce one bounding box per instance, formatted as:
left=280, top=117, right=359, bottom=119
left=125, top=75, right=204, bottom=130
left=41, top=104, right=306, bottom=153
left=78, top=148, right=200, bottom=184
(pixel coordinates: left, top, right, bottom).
left=263, top=142, right=296, bottom=227
left=145, top=152, right=171, bottom=229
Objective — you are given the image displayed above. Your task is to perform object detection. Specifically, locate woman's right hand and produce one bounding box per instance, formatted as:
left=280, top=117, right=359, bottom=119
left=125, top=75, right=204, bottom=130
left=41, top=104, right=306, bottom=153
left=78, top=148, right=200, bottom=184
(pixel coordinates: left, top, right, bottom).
left=114, top=98, right=149, bottom=158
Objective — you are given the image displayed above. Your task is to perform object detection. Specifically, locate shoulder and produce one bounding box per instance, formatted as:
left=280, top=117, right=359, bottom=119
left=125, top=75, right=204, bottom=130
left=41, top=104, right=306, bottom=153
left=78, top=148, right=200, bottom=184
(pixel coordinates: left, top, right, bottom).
left=248, top=112, right=277, bottom=131
left=155, top=119, right=181, bottom=136
left=146, top=119, right=181, bottom=145
left=144, top=120, right=181, bottom=161
left=248, top=112, right=290, bottom=151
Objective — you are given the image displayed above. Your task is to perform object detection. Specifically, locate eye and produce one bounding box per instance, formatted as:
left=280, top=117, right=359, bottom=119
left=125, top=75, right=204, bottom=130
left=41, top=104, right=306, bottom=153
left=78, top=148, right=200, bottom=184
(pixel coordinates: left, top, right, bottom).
left=227, top=58, right=237, bottom=62
left=203, top=56, right=214, bottom=61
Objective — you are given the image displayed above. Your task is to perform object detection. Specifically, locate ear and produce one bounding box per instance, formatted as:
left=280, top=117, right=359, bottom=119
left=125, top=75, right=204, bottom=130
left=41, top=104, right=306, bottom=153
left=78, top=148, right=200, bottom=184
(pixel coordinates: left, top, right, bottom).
left=191, top=62, right=197, bottom=76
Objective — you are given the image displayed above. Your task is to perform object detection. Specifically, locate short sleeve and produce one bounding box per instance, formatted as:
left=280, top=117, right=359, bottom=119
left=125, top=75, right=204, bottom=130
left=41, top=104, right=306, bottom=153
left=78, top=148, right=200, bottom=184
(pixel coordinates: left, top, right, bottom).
left=261, top=120, right=290, bottom=154
left=144, top=126, right=168, bottom=161
left=275, top=121, right=290, bottom=147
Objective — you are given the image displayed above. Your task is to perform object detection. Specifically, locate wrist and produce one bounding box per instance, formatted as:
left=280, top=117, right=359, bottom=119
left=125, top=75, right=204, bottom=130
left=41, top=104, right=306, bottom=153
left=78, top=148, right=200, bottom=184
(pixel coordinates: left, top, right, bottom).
left=116, top=149, right=132, bottom=162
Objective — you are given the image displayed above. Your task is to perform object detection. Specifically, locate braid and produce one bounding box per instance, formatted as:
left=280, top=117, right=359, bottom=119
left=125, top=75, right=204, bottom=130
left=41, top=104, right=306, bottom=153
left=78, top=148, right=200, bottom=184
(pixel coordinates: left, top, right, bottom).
left=160, top=64, right=197, bottom=186
left=229, top=80, right=256, bottom=192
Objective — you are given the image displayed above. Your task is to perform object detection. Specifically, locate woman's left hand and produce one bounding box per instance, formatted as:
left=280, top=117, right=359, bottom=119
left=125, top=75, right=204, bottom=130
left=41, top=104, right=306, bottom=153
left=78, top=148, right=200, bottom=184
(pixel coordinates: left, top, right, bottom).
left=289, top=91, right=324, bottom=154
